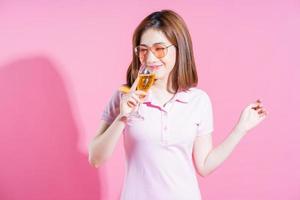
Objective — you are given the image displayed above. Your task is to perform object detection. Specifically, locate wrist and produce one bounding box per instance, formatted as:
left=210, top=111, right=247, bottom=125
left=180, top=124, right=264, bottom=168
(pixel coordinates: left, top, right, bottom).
left=117, top=113, right=128, bottom=124
left=232, top=125, right=248, bottom=137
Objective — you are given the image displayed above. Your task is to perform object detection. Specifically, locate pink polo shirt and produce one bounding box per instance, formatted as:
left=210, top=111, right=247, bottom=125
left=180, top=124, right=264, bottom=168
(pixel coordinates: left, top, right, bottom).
left=101, top=87, right=214, bottom=200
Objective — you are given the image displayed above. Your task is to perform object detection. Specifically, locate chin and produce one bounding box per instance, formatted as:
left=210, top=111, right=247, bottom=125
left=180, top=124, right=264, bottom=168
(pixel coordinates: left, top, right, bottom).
left=154, top=70, right=166, bottom=78
left=153, top=75, right=165, bottom=81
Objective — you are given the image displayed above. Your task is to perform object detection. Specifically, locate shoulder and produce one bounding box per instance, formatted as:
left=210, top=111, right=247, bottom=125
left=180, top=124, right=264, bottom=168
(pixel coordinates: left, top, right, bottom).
left=187, top=87, right=210, bottom=96
left=183, top=87, right=211, bottom=103
left=185, top=88, right=214, bottom=116
left=107, top=89, right=123, bottom=104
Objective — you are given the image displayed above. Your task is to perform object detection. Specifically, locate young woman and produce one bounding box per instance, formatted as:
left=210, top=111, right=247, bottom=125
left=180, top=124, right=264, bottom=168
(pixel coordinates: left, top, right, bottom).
left=89, top=10, right=267, bottom=200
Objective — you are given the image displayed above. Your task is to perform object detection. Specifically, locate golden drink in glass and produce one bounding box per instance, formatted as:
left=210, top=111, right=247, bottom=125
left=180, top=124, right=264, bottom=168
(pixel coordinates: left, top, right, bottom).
left=127, top=64, right=155, bottom=120
left=137, top=74, right=155, bottom=92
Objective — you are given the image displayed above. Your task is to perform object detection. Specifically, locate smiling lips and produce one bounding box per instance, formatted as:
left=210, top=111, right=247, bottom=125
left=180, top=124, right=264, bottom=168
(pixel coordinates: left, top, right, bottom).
left=149, top=65, right=163, bottom=70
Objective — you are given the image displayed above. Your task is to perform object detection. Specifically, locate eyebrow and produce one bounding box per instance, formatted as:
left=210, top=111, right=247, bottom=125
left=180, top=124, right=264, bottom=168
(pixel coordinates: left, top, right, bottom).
left=139, top=42, right=167, bottom=46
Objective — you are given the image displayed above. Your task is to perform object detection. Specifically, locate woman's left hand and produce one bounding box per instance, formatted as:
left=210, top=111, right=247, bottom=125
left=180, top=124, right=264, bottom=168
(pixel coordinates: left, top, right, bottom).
left=235, top=99, right=268, bottom=134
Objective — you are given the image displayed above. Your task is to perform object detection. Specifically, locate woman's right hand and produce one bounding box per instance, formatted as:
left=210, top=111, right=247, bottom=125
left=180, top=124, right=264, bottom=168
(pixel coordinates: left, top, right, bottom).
left=119, top=77, right=148, bottom=117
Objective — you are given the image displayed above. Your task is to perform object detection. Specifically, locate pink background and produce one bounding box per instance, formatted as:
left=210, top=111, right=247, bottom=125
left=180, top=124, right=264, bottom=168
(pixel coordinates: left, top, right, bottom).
left=0, top=1, right=299, bottom=199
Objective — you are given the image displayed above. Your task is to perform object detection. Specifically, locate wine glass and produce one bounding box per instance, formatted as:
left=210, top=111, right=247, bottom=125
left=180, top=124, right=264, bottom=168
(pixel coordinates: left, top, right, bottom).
left=128, top=64, right=156, bottom=120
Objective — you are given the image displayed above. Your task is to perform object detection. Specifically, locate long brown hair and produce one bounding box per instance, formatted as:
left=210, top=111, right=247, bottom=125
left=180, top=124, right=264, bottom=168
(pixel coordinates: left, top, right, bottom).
left=126, top=9, right=198, bottom=93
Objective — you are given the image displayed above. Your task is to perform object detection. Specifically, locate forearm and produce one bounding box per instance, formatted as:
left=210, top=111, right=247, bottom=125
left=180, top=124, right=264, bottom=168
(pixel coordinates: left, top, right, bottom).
left=88, top=114, right=126, bottom=167
left=201, top=127, right=247, bottom=176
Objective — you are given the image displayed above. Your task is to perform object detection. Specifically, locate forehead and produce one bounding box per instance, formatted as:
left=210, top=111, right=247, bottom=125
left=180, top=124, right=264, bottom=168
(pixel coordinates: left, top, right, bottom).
left=140, top=28, right=171, bottom=46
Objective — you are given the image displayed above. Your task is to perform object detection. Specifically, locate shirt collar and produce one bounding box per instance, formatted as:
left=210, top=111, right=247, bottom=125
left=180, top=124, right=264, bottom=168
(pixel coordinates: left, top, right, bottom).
left=173, top=89, right=191, bottom=103
left=144, top=88, right=191, bottom=105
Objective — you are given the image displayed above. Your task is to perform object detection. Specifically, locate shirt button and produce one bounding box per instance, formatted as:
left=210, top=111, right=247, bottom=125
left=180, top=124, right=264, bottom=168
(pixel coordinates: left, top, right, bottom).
left=164, top=126, right=167, bottom=131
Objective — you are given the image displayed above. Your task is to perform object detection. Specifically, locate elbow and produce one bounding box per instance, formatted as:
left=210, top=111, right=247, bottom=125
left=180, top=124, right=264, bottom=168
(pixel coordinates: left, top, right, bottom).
left=197, top=171, right=208, bottom=178
left=88, top=140, right=113, bottom=168
left=88, top=156, right=101, bottom=168
left=199, top=171, right=210, bottom=177
left=88, top=153, right=109, bottom=168
left=88, top=143, right=105, bottom=168
left=196, top=166, right=211, bottom=177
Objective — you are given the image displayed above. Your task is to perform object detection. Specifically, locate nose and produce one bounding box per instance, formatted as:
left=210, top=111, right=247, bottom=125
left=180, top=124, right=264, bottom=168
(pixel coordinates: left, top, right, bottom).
left=145, top=49, right=159, bottom=64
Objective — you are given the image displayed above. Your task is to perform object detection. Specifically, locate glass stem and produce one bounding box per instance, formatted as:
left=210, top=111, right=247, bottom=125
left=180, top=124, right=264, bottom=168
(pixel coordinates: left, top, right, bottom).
left=136, top=101, right=141, bottom=116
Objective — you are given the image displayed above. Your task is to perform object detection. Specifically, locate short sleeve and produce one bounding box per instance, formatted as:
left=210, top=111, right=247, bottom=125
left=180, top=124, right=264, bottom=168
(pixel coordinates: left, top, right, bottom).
left=101, top=90, right=122, bottom=124
left=196, top=92, right=214, bottom=136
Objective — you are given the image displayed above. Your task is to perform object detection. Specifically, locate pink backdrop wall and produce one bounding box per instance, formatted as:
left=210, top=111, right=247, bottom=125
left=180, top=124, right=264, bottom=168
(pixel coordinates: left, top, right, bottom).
left=0, top=1, right=299, bottom=199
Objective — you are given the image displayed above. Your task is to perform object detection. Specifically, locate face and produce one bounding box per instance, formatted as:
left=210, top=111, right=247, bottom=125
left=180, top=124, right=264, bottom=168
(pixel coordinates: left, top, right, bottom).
left=139, top=28, right=176, bottom=81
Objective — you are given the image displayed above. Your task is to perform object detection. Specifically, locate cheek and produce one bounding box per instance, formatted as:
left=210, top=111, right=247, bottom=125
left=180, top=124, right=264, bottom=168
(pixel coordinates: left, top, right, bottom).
left=139, top=57, right=145, bottom=64
left=166, top=48, right=176, bottom=66
left=154, top=60, right=174, bottom=79
left=163, top=54, right=176, bottom=71
left=154, top=54, right=176, bottom=79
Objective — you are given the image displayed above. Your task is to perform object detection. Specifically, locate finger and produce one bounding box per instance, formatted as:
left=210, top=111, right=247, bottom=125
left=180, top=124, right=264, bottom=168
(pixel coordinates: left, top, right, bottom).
left=256, top=99, right=261, bottom=104
left=256, top=106, right=264, bottom=112
left=135, top=90, right=148, bottom=99
left=258, top=109, right=264, bottom=114
left=252, top=106, right=260, bottom=110
left=248, top=103, right=258, bottom=110
left=260, top=110, right=267, bottom=117
left=130, top=95, right=141, bottom=104
left=257, top=109, right=267, bottom=118
left=130, top=76, right=140, bottom=93
left=127, top=100, right=137, bottom=108
left=256, top=105, right=266, bottom=112
left=251, top=103, right=263, bottom=110
left=242, top=101, right=263, bottom=111
left=255, top=99, right=263, bottom=107
left=259, top=109, right=268, bottom=115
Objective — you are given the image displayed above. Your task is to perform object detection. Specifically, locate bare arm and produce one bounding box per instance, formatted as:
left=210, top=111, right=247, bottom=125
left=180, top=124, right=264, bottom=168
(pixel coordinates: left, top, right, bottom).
left=193, top=128, right=245, bottom=177
left=193, top=100, right=267, bottom=177
left=88, top=77, right=148, bottom=168
left=88, top=115, right=127, bottom=168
